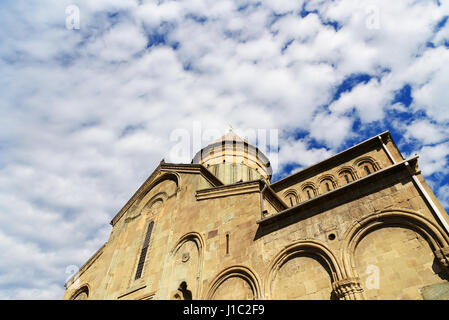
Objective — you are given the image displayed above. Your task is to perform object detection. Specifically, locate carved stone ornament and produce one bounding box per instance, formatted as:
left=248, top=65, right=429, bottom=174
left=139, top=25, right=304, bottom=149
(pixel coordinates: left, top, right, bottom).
left=332, top=277, right=364, bottom=300
left=435, top=247, right=449, bottom=271
left=181, top=252, right=190, bottom=263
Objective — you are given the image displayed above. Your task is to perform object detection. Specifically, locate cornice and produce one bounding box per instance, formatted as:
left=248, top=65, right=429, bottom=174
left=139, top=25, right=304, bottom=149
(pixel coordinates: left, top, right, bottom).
left=160, top=163, right=223, bottom=187
left=117, top=285, right=148, bottom=300
left=196, top=180, right=262, bottom=201
left=195, top=179, right=287, bottom=214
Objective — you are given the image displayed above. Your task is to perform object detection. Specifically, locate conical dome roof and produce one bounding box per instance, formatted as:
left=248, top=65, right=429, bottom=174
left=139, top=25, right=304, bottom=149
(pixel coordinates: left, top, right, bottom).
left=211, top=129, right=249, bottom=144
left=192, top=128, right=272, bottom=184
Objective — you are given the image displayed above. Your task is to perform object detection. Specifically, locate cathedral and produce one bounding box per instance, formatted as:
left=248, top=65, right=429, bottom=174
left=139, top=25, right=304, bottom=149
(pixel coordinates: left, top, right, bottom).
left=63, top=130, right=449, bottom=300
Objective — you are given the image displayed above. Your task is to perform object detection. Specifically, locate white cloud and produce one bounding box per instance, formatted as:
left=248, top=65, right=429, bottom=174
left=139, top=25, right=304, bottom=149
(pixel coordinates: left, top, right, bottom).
left=402, top=119, right=449, bottom=145
left=278, top=137, right=333, bottom=169
left=136, top=1, right=184, bottom=28
left=437, top=184, right=449, bottom=210
left=412, top=61, right=449, bottom=122
left=434, top=23, right=449, bottom=46
left=271, top=13, right=323, bottom=44
left=329, top=77, right=392, bottom=123
left=84, top=22, right=148, bottom=62
left=264, top=0, right=304, bottom=14
left=309, top=112, right=354, bottom=148
left=414, top=143, right=449, bottom=176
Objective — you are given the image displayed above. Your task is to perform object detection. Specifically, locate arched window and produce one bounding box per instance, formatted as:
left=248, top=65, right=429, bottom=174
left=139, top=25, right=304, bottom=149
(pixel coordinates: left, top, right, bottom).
left=284, top=191, right=299, bottom=207
left=303, top=186, right=315, bottom=200
left=364, top=165, right=371, bottom=175
left=135, top=221, right=154, bottom=280
left=320, top=178, right=335, bottom=193
left=358, top=161, right=376, bottom=177
left=339, top=170, right=355, bottom=185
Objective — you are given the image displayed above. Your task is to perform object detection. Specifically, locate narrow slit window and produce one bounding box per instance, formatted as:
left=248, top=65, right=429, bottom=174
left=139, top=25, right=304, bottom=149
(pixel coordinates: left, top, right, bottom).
left=289, top=196, right=294, bottom=206
left=326, top=182, right=331, bottom=192
left=135, top=221, right=154, bottom=280
left=307, top=189, right=312, bottom=199
left=345, top=175, right=350, bottom=184
left=364, top=165, right=371, bottom=175
left=226, top=234, right=229, bottom=255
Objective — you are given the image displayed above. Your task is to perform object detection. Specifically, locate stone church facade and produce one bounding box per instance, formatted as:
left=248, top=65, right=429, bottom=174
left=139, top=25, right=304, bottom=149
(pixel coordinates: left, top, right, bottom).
left=63, top=130, right=449, bottom=300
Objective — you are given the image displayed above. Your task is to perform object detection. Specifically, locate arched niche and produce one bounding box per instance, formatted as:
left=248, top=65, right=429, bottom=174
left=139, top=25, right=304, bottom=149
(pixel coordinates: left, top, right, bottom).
left=206, top=266, right=262, bottom=300
left=342, top=209, right=449, bottom=299
left=283, top=189, right=299, bottom=207
left=337, top=166, right=357, bottom=185
left=301, top=182, right=317, bottom=200
left=266, top=240, right=342, bottom=300
left=318, top=174, right=337, bottom=194
left=170, top=232, right=204, bottom=300
left=141, top=195, right=166, bottom=217
left=354, top=157, right=379, bottom=177
left=123, top=173, right=179, bottom=224
left=136, top=173, right=178, bottom=211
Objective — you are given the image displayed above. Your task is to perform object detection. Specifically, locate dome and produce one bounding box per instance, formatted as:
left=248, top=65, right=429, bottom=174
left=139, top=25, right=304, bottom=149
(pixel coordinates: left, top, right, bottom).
left=191, top=128, right=272, bottom=184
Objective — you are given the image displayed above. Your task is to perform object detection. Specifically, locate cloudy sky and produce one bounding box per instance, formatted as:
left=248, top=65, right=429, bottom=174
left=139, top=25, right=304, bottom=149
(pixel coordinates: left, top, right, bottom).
left=0, top=0, right=448, bottom=299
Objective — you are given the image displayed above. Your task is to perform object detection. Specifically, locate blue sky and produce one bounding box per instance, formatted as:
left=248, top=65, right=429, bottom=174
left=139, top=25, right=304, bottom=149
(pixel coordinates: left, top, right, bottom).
left=0, top=0, right=448, bottom=299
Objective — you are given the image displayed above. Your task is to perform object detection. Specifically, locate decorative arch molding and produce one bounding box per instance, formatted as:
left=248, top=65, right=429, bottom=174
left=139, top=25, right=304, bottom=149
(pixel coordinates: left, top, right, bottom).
left=205, top=265, right=262, bottom=300
left=301, top=181, right=318, bottom=192
left=318, top=174, right=338, bottom=188
left=111, top=171, right=181, bottom=226
left=301, top=182, right=318, bottom=199
left=139, top=172, right=180, bottom=201
left=337, top=166, right=358, bottom=179
left=70, top=284, right=90, bottom=300
left=264, top=240, right=343, bottom=299
left=170, top=232, right=205, bottom=300
left=125, top=192, right=168, bottom=223
left=171, top=232, right=205, bottom=257
left=341, top=208, right=449, bottom=279
left=125, top=173, right=180, bottom=222
left=141, top=192, right=168, bottom=215
left=283, top=189, right=298, bottom=198
left=353, top=156, right=381, bottom=171
left=283, top=189, right=300, bottom=205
